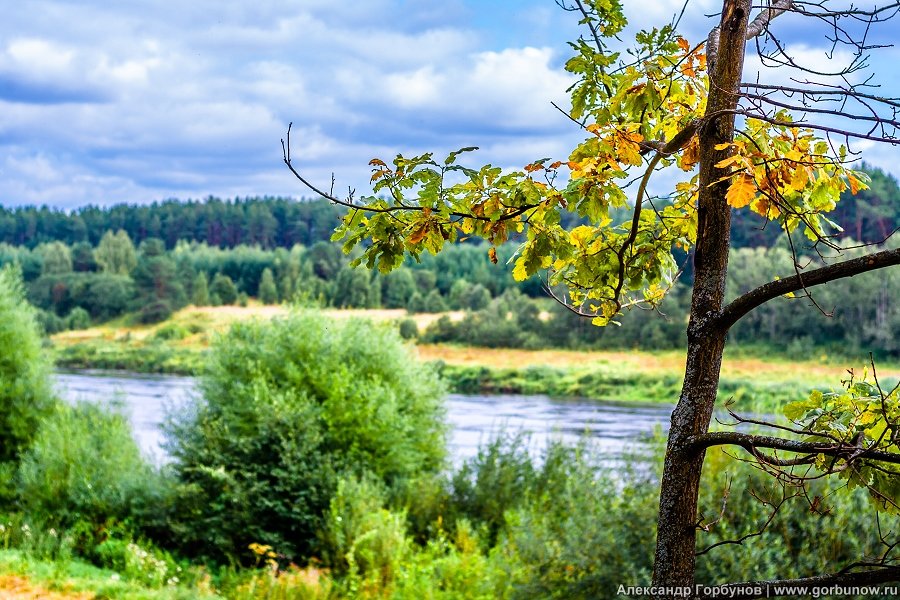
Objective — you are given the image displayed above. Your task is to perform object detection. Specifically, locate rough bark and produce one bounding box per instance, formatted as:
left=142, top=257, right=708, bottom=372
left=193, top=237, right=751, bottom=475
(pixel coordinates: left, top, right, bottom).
left=651, top=1, right=752, bottom=595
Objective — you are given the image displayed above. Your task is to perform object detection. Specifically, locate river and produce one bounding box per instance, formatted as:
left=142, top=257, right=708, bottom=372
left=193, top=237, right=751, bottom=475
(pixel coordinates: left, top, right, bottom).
left=54, top=371, right=674, bottom=464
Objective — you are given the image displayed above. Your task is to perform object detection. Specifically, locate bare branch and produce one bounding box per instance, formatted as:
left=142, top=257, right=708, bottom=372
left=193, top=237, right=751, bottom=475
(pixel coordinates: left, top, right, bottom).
left=717, top=247, right=900, bottom=331
left=745, top=0, right=793, bottom=39
left=687, top=431, right=900, bottom=466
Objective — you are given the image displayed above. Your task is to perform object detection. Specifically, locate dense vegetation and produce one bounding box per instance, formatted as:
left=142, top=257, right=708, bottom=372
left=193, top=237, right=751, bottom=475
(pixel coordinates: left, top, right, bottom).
left=0, top=263, right=897, bottom=598
left=7, top=234, right=898, bottom=360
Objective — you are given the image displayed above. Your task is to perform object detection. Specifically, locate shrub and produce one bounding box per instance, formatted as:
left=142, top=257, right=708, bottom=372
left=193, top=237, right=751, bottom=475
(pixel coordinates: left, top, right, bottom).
left=36, top=308, right=67, bottom=335
left=16, top=402, right=159, bottom=527
left=66, top=306, right=91, bottom=330
left=450, top=433, right=537, bottom=542
left=423, top=289, right=447, bottom=313
left=165, top=312, right=447, bottom=563
left=407, top=292, right=425, bottom=313
left=0, top=266, right=57, bottom=473
left=209, top=273, right=238, bottom=305
left=498, top=443, right=658, bottom=599
left=321, top=475, right=409, bottom=579
left=191, top=271, right=210, bottom=306
left=258, top=267, right=279, bottom=304
left=397, top=318, right=419, bottom=340
left=153, top=323, right=189, bottom=341
left=139, top=299, right=173, bottom=324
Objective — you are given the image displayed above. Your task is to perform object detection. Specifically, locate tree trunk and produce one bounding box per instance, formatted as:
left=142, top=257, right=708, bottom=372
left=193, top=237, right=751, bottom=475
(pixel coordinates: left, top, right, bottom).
left=651, top=1, right=752, bottom=596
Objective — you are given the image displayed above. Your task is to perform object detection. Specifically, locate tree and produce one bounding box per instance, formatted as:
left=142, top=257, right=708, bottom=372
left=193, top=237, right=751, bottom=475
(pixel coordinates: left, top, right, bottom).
left=286, top=0, right=900, bottom=595
left=209, top=272, right=238, bottom=305
left=0, top=266, right=56, bottom=490
left=382, top=268, right=418, bottom=308
left=70, top=241, right=97, bottom=272
left=192, top=271, right=210, bottom=306
left=132, top=238, right=186, bottom=321
left=94, top=229, right=137, bottom=275
left=38, top=241, right=73, bottom=275
left=258, top=267, right=278, bottom=304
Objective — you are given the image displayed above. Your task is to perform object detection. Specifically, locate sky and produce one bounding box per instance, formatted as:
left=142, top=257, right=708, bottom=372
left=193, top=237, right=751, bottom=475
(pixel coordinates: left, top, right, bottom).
left=1, top=0, right=898, bottom=210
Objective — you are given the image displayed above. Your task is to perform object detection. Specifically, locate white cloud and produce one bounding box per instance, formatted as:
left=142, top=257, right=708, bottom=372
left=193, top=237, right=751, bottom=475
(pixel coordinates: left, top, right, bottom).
left=6, top=38, right=75, bottom=73
left=0, top=0, right=897, bottom=209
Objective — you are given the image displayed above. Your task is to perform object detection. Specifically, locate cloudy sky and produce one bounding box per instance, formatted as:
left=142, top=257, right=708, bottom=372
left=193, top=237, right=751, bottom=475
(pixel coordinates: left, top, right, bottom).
left=2, top=0, right=898, bottom=209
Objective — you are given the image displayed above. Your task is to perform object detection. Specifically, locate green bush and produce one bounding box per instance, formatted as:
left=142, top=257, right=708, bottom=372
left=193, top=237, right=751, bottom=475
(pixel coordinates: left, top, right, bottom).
left=165, top=312, right=447, bottom=563
left=36, top=308, right=67, bottom=335
left=498, top=443, right=658, bottom=599
left=322, top=475, right=409, bottom=580
left=422, top=289, right=447, bottom=313
left=258, top=267, right=278, bottom=304
left=67, top=306, right=91, bottom=330
left=0, top=265, right=57, bottom=477
left=16, top=402, right=160, bottom=527
left=397, top=318, right=419, bottom=340
left=138, top=300, right=173, bottom=324
left=152, top=323, right=189, bottom=341
left=450, top=433, right=537, bottom=542
left=209, top=273, right=238, bottom=305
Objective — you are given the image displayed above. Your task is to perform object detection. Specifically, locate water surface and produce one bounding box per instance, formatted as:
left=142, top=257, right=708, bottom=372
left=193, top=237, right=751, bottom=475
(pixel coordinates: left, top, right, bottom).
left=55, top=371, right=674, bottom=464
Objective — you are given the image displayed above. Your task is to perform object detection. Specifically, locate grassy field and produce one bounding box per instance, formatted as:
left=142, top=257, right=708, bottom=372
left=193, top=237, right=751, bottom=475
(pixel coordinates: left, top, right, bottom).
left=50, top=304, right=463, bottom=374
left=49, top=303, right=900, bottom=412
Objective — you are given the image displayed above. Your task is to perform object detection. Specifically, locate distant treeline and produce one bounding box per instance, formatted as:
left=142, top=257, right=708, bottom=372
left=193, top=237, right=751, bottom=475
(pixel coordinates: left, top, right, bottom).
left=0, top=196, right=343, bottom=249
left=1, top=164, right=897, bottom=250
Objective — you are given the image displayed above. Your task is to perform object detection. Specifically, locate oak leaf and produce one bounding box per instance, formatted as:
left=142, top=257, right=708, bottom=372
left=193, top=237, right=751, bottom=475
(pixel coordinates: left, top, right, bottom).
left=726, top=173, right=756, bottom=209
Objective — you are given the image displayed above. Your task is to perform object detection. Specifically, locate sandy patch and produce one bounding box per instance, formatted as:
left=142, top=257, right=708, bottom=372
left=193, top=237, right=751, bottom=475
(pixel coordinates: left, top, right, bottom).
left=0, top=575, right=93, bottom=599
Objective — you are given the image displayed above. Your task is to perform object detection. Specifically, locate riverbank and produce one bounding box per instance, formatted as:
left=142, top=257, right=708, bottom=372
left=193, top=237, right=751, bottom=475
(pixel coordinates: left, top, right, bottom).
left=49, top=306, right=899, bottom=414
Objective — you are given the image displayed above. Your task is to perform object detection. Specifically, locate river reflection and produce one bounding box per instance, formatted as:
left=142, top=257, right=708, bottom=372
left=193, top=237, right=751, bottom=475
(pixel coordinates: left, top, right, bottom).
left=54, top=371, right=674, bottom=464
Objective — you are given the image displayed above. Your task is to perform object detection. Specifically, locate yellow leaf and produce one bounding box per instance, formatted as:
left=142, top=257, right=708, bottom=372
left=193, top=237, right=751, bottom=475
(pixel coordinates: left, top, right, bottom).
left=790, top=166, right=809, bottom=191
left=726, top=173, right=756, bottom=209
left=714, top=155, right=741, bottom=169
left=848, top=173, right=861, bottom=195
left=488, top=247, right=498, bottom=264
left=512, top=256, right=528, bottom=281
left=677, top=37, right=690, bottom=52
left=569, top=225, right=595, bottom=248
left=714, top=142, right=732, bottom=151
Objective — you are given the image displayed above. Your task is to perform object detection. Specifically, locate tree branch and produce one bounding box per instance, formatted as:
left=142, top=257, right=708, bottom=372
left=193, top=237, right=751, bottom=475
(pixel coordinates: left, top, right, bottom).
left=745, top=0, right=793, bottom=39
left=717, top=247, right=900, bottom=331
left=688, top=431, right=900, bottom=465
left=708, top=0, right=793, bottom=72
